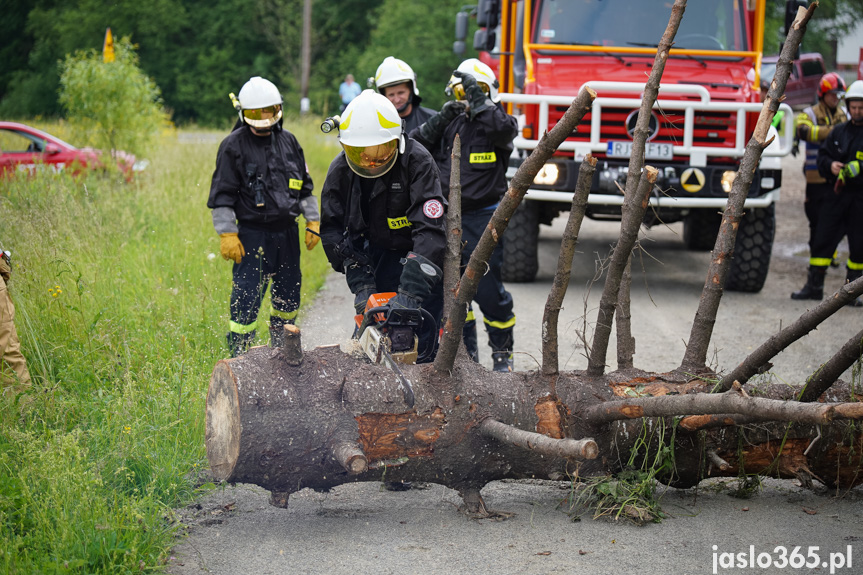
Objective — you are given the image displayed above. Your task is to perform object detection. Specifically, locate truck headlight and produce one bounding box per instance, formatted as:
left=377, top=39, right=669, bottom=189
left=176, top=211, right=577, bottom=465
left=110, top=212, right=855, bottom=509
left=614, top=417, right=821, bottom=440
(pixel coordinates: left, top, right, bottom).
left=534, top=163, right=560, bottom=185
left=720, top=170, right=736, bottom=193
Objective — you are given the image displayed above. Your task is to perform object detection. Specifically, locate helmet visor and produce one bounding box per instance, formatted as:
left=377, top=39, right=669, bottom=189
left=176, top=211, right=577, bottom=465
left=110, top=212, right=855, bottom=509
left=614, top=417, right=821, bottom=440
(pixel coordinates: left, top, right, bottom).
left=445, top=77, right=490, bottom=102
left=343, top=140, right=398, bottom=178
left=243, top=104, right=283, bottom=128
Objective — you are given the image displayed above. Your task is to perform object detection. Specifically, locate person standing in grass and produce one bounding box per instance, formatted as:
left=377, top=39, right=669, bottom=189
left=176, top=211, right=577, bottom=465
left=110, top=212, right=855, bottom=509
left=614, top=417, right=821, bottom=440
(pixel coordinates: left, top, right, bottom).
left=0, top=247, right=32, bottom=393
left=208, top=76, right=320, bottom=356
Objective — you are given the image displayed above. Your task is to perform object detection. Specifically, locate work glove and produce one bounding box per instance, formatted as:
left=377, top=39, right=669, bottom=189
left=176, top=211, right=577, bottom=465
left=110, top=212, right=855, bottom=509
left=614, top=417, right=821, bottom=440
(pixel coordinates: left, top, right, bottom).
left=836, top=160, right=860, bottom=193
left=305, top=220, right=320, bottom=251
left=417, top=101, right=467, bottom=146
left=388, top=293, right=421, bottom=310
left=346, top=263, right=376, bottom=315
left=353, top=288, right=375, bottom=315
left=219, top=233, right=245, bottom=264
left=452, top=71, right=493, bottom=119
left=395, top=252, right=442, bottom=308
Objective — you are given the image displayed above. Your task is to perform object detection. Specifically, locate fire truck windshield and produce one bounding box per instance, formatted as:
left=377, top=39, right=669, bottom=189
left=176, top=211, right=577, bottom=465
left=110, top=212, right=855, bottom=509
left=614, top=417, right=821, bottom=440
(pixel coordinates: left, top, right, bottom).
left=533, top=0, right=749, bottom=53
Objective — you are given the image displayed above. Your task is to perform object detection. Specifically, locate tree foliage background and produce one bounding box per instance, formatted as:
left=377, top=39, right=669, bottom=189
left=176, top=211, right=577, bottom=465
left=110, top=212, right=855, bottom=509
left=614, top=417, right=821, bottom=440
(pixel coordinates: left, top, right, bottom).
left=0, top=0, right=860, bottom=126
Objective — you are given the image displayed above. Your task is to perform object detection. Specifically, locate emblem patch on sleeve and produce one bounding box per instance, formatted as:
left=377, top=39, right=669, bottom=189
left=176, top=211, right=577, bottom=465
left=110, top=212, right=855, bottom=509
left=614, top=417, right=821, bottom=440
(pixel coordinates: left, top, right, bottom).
left=423, top=199, right=444, bottom=219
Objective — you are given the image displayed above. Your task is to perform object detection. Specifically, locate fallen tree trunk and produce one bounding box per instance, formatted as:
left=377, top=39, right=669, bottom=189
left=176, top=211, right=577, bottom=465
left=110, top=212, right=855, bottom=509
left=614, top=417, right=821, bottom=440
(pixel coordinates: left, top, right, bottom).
left=206, top=333, right=863, bottom=512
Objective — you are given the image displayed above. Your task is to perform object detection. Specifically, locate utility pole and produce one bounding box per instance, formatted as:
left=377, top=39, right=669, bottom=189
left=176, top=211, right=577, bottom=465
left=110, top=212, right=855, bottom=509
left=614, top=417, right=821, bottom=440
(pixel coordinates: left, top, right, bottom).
left=300, top=0, right=312, bottom=115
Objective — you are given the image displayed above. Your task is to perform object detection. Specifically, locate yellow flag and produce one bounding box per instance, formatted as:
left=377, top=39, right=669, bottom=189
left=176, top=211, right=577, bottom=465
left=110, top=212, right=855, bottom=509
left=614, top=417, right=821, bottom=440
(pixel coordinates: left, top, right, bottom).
left=103, top=28, right=115, bottom=63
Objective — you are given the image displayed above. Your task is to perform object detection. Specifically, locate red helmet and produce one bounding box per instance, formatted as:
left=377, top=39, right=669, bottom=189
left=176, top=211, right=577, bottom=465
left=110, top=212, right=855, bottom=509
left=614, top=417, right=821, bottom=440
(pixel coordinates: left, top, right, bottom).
left=819, top=72, right=846, bottom=99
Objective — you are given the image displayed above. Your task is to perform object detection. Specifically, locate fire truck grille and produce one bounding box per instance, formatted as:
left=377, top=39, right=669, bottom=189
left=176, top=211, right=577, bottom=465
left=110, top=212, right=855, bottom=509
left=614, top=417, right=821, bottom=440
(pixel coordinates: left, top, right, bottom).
left=553, top=106, right=737, bottom=147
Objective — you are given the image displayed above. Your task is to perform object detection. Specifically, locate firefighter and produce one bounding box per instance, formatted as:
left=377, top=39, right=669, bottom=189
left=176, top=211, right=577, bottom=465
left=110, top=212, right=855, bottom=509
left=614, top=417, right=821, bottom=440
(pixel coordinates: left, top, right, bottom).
left=412, top=59, right=519, bottom=372
left=792, top=80, right=863, bottom=307
left=793, top=72, right=847, bottom=261
left=0, top=248, right=31, bottom=394
left=373, top=57, right=437, bottom=135
left=320, top=90, right=447, bottom=358
left=208, top=77, right=320, bottom=356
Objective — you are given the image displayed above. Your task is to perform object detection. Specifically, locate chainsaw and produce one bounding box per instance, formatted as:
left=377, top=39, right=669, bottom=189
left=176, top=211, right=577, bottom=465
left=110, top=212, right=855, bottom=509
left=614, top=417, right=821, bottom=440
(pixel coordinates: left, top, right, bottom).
left=354, top=292, right=436, bottom=408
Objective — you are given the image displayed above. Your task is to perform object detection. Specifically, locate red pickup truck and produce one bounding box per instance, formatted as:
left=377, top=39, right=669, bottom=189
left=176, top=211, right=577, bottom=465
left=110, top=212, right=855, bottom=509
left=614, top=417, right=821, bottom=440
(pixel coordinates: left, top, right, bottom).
left=760, top=53, right=826, bottom=109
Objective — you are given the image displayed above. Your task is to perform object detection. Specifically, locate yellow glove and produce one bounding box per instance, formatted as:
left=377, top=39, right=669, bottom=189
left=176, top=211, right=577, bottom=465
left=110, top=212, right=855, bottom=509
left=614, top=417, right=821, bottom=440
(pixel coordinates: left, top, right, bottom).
left=219, top=233, right=245, bottom=263
left=305, top=221, right=320, bottom=251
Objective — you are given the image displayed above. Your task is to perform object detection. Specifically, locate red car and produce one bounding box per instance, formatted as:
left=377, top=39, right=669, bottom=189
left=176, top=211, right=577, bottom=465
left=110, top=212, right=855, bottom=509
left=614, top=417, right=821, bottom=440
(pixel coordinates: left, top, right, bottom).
left=0, top=121, right=146, bottom=180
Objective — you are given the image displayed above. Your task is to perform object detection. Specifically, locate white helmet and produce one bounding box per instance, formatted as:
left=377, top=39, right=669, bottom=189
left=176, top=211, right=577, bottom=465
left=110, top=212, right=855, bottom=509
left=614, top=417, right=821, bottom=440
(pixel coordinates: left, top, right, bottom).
left=374, top=57, right=420, bottom=96
left=845, top=80, right=863, bottom=102
left=338, top=90, right=405, bottom=178
left=447, top=58, right=500, bottom=103
left=238, top=76, right=283, bottom=129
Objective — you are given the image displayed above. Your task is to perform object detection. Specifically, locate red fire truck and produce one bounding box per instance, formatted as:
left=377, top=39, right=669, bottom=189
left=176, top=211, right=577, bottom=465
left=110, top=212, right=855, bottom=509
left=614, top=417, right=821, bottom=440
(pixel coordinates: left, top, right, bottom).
left=456, top=0, right=797, bottom=292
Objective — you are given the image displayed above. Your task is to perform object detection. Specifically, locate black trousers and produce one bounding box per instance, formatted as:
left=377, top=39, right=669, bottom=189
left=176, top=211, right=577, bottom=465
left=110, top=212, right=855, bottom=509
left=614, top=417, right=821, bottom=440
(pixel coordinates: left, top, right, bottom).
left=810, top=190, right=863, bottom=269
left=804, top=182, right=835, bottom=251
left=460, top=205, right=515, bottom=353
left=230, top=224, right=301, bottom=339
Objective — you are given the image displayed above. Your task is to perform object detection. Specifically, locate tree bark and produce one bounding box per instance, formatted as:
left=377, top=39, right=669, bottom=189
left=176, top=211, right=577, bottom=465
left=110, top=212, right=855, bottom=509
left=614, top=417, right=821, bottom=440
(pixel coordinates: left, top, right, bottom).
left=436, top=135, right=463, bottom=371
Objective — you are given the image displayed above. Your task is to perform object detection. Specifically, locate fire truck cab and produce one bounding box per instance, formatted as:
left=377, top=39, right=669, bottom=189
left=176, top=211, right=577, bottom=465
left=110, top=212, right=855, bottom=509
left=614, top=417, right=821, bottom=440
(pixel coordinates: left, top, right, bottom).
left=456, top=0, right=798, bottom=292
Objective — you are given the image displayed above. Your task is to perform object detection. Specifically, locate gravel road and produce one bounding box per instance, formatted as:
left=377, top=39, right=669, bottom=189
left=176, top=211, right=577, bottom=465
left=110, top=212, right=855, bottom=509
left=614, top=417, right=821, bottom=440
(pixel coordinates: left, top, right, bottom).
left=165, top=152, right=863, bottom=575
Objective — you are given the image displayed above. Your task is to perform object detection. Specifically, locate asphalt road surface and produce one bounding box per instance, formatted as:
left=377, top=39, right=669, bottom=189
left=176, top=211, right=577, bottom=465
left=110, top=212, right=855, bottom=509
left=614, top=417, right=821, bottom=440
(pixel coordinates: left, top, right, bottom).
left=165, top=152, right=863, bottom=575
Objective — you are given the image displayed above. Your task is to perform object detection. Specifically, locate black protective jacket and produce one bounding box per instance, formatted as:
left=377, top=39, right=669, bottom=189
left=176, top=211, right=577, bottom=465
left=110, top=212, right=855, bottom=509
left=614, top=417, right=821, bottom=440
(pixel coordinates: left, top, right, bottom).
left=412, top=103, right=518, bottom=211
left=320, top=138, right=447, bottom=271
left=818, top=120, right=863, bottom=193
left=207, top=125, right=314, bottom=230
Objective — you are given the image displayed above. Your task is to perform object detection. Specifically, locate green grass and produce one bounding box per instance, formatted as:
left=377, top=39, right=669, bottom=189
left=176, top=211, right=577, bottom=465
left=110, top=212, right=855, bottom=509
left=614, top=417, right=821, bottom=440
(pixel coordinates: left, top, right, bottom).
left=0, top=117, right=340, bottom=573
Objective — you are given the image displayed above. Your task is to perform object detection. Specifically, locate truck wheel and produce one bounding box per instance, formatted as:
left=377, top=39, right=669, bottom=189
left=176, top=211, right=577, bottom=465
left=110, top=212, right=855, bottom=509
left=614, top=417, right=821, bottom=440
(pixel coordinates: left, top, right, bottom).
left=683, top=209, right=722, bottom=251
left=502, top=200, right=539, bottom=283
left=725, top=205, right=775, bottom=293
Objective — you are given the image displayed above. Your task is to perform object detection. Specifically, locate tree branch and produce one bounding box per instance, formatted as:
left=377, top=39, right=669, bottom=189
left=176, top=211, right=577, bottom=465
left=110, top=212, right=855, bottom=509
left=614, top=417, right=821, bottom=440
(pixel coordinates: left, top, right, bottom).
left=680, top=2, right=818, bottom=374
left=586, top=167, right=657, bottom=376
left=435, top=135, right=463, bottom=371
left=541, top=155, right=596, bottom=375
left=718, top=276, right=863, bottom=391
left=583, top=384, right=863, bottom=426
left=479, top=418, right=598, bottom=460
left=434, top=87, right=597, bottom=373
left=798, top=326, right=863, bottom=402
left=616, top=254, right=635, bottom=370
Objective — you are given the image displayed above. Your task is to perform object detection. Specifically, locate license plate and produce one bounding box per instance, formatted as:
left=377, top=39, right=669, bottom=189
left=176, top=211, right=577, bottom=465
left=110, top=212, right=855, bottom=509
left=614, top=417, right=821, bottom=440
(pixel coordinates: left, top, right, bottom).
left=607, top=141, right=673, bottom=160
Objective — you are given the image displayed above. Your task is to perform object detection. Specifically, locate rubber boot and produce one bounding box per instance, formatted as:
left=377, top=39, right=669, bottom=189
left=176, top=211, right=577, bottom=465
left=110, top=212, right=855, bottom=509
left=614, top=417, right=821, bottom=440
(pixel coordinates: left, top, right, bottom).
left=462, top=320, right=479, bottom=362
left=488, top=325, right=514, bottom=373
left=846, top=268, right=863, bottom=307
left=492, top=352, right=514, bottom=373
left=227, top=331, right=255, bottom=357
left=791, top=266, right=827, bottom=300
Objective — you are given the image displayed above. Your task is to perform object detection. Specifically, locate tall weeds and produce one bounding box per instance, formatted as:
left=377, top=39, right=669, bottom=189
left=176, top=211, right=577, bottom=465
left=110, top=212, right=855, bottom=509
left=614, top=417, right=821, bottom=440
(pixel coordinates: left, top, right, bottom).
left=0, top=118, right=338, bottom=573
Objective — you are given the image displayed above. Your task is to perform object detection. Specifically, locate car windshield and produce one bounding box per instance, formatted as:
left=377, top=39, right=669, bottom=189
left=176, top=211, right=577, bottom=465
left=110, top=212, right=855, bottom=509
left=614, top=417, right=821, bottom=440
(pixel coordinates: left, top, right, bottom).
left=534, top=0, right=749, bottom=52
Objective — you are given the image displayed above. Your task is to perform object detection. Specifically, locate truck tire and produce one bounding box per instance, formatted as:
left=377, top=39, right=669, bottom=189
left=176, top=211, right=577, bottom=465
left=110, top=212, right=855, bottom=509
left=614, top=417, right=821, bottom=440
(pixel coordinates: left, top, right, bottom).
left=502, top=200, right=540, bottom=283
left=725, top=205, right=775, bottom=293
left=683, top=209, right=722, bottom=251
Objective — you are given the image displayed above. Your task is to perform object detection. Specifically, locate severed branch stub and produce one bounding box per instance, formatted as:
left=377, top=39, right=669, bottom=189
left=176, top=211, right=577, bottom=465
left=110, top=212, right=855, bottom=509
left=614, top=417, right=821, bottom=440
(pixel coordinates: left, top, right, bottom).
left=276, top=323, right=304, bottom=366
left=479, top=418, right=598, bottom=460
left=331, top=441, right=368, bottom=475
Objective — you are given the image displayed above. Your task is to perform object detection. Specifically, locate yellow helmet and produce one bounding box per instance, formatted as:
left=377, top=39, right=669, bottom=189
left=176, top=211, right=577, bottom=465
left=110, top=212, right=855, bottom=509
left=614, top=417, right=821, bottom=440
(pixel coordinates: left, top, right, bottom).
left=338, top=90, right=405, bottom=178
